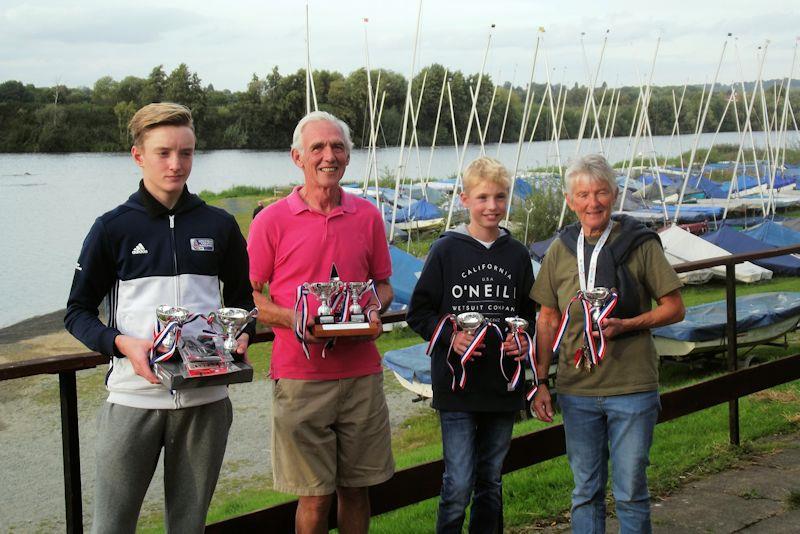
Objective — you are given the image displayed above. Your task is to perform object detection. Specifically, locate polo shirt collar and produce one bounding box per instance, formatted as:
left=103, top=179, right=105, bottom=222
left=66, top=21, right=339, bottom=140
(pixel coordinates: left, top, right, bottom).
left=287, top=185, right=357, bottom=215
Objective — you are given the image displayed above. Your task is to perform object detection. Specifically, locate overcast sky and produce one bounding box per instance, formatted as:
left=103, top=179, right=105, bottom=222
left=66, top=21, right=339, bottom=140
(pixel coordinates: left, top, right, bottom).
left=1, top=0, right=797, bottom=91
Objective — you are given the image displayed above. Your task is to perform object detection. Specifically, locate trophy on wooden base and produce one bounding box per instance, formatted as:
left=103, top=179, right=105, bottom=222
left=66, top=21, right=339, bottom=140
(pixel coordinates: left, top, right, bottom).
left=301, top=265, right=382, bottom=338
left=153, top=305, right=257, bottom=390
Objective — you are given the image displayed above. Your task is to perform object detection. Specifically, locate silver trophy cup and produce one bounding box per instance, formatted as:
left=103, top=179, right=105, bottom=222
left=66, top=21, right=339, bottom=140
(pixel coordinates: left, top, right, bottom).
left=504, top=316, right=529, bottom=332
left=456, top=312, right=485, bottom=334
left=304, top=281, right=344, bottom=323
left=347, top=281, right=372, bottom=322
left=155, top=305, right=192, bottom=349
left=208, top=307, right=258, bottom=352
left=583, top=287, right=611, bottom=330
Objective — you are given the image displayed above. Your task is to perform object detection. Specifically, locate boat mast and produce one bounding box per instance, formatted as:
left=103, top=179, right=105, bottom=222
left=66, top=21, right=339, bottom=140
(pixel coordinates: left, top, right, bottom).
left=304, top=2, right=318, bottom=114
left=389, top=0, right=423, bottom=242
left=503, top=27, right=541, bottom=225
left=445, top=24, right=494, bottom=229
left=495, top=66, right=516, bottom=157
left=424, top=68, right=449, bottom=191
left=673, top=35, right=729, bottom=224
left=619, top=37, right=661, bottom=222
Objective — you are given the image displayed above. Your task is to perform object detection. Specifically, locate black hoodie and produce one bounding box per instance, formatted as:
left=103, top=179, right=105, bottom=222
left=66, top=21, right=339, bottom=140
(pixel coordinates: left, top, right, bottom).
left=407, top=226, right=535, bottom=412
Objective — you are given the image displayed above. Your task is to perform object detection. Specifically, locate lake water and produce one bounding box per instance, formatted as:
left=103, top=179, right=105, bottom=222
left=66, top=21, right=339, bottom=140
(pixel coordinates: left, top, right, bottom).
left=0, top=131, right=770, bottom=328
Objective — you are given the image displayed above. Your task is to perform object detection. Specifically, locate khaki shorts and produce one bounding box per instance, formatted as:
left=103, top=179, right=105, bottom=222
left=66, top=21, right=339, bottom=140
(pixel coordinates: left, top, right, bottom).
left=271, top=373, right=395, bottom=496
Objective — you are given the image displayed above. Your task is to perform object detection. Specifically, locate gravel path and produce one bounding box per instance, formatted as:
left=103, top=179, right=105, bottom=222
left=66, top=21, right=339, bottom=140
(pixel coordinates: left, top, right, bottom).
left=0, top=342, right=429, bottom=532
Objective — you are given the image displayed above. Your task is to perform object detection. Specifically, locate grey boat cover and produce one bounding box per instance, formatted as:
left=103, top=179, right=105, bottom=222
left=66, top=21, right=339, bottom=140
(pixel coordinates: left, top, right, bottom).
left=383, top=342, right=431, bottom=384
left=652, top=292, right=800, bottom=342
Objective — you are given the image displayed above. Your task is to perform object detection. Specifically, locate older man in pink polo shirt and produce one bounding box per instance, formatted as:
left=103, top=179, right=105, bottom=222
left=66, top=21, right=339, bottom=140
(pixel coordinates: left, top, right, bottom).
left=248, top=111, right=394, bottom=534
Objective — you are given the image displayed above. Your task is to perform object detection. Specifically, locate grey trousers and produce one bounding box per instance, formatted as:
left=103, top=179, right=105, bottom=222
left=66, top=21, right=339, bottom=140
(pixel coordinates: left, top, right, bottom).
left=90, top=398, right=233, bottom=534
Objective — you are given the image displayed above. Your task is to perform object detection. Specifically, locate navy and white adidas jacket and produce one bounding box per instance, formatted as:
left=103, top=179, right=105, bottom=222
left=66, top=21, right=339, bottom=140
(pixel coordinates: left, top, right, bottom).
left=65, top=182, right=255, bottom=410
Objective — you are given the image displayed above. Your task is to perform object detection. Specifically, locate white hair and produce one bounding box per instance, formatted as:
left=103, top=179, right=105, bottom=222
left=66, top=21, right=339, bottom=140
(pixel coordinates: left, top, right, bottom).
left=564, top=154, right=619, bottom=198
left=291, top=111, right=354, bottom=154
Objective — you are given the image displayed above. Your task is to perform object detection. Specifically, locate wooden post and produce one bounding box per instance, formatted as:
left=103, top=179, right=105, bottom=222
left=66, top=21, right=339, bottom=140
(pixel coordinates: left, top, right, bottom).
left=59, top=371, right=84, bottom=533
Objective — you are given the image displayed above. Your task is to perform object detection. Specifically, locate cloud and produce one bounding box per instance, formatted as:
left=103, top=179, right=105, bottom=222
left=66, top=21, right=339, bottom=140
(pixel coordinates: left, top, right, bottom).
left=2, top=4, right=205, bottom=44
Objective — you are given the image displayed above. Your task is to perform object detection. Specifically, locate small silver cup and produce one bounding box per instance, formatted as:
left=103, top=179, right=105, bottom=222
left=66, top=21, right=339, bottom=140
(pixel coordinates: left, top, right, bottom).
left=456, top=312, right=484, bottom=335
left=347, top=281, right=372, bottom=320
left=304, top=281, right=344, bottom=319
left=208, top=307, right=258, bottom=352
left=583, top=287, right=611, bottom=329
left=155, top=305, right=191, bottom=349
left=504, top=316, right=529, bottom=332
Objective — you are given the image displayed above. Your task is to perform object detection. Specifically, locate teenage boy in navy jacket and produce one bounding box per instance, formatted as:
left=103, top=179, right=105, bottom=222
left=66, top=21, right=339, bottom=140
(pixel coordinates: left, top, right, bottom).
left=407, top=157, right=536, bottom=533
left=65, top=103, right=254, bottom=533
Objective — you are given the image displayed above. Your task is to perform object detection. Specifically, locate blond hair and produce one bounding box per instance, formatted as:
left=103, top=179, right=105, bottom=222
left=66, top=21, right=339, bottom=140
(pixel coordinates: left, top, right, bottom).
left=128, top=102, right=194, bottom=147
left=462, top=157, right=511, bottom=193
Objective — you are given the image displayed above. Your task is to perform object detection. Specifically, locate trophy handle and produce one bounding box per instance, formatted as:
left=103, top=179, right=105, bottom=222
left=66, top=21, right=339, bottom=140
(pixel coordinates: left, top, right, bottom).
left=234, top=308, right=260, bottom=339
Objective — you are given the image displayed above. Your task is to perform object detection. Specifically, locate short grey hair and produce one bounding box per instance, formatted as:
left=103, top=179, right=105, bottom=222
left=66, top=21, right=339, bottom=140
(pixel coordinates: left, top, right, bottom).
left=291, top=111, right=354, bottom=154
left=564, top=154, right=619, bottom=198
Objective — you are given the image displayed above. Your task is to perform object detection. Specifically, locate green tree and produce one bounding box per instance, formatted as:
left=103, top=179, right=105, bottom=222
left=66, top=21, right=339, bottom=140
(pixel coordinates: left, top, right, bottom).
left=114, top=101, right=137, bottom=147
left=141, top=65, right=166, bottom=103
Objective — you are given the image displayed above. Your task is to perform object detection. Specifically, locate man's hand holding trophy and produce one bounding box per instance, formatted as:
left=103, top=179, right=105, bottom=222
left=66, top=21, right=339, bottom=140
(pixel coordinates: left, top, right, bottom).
left=294, top=265, right=382, bottom=351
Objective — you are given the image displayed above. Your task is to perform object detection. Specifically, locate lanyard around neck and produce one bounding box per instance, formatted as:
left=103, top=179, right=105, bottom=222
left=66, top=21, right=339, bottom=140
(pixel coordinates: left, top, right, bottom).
left=576, top=222, right=613, bottom=293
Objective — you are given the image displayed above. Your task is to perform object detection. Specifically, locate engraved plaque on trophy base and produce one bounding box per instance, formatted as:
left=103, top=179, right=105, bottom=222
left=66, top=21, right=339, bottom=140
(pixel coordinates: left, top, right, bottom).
left=311, top=322, right=382, bottom=338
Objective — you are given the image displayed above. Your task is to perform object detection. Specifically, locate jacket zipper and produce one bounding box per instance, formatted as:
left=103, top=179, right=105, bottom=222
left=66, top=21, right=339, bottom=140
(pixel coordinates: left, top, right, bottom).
left=169, top=214, right=182, bottom=409
left=169, top=215, right=180, bottom=305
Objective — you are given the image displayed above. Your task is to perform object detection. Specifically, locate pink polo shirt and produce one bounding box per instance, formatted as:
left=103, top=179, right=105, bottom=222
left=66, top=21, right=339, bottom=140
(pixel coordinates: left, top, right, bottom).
left=248, top=186, right=392, bottom=380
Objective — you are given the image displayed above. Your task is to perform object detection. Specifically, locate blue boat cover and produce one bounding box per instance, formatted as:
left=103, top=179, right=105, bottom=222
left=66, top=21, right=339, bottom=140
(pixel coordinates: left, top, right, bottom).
left=530, top=235, right=556, bottom=261
left=784, top=164, right=800, bottom=175
left=720, top=216, right=784, bottom=229
left=639, top=173, right=676, bottom=187
left=383, top=342, right=431, bottom=384
left=702, top=226, right=800, bottom=276
left=513, top=178, right=533, bottom=199
left=743, top=220, right=800, bottom=248
left=392, top=199, right=442, bottom=223
left=389, top=246, right=424, bottom=306
left=693, top=177, right=728, bottom=198
left=652, top=292, right=800, bottom=342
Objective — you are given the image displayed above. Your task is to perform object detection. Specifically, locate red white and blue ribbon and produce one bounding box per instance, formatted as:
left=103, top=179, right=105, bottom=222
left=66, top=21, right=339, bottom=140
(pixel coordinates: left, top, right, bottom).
left=150, top=321, right=181, bottom=365
left=592, top=291, right=618, bottom=362
left=498, top=323, right=524, bottom=391
left=426, top=314, right=458, bottom=389
left=525, top=331, right=540, bottom=401
left=552, top=293, right=581, bottom=354
left=294, top=284, right=312, bottom=359
left=150, top=312, right=203, bottom=365
left=552, top=290, right=619, bottom=370
left=458, top=323, right=495, bottom=390
left=580, top=299, right=599, bottom=367
left=366, top=280, right=382, bottom=322
left=426, top=314, right=456, bottom=356
left=339, top=290, right=352, bottom=322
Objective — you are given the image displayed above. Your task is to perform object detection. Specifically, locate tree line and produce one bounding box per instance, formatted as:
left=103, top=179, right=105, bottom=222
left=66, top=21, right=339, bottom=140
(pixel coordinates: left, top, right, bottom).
left=0, top=63, right=797, bottom=153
